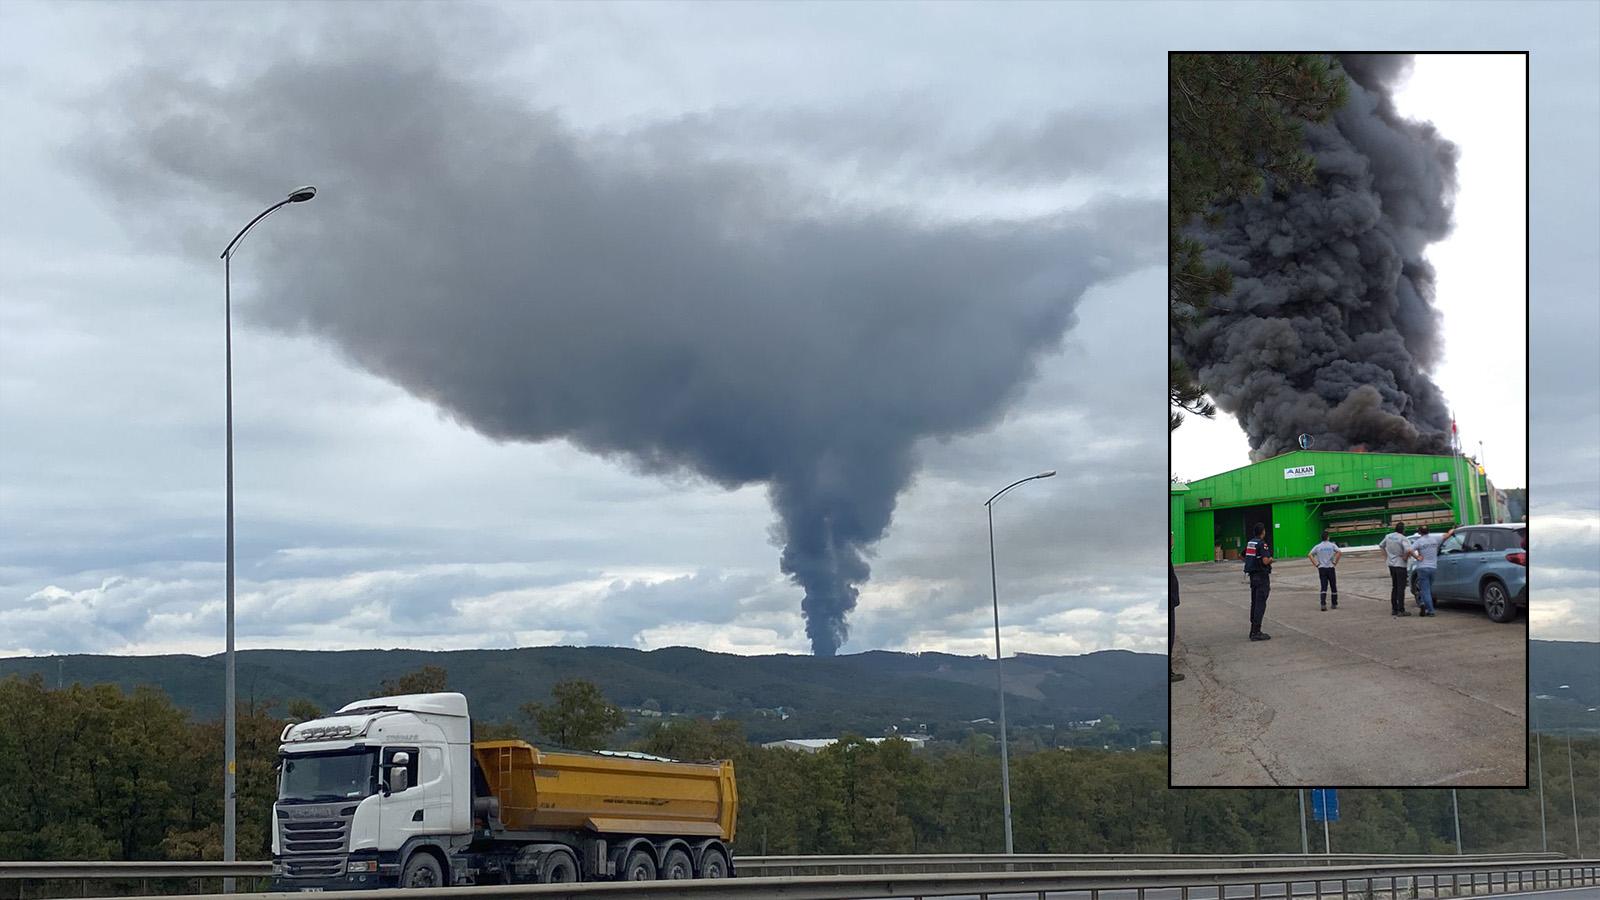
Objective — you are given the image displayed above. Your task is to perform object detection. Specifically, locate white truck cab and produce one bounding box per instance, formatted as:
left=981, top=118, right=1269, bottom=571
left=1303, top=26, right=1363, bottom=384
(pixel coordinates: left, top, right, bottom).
left=272, top=692, right=472, bottom=890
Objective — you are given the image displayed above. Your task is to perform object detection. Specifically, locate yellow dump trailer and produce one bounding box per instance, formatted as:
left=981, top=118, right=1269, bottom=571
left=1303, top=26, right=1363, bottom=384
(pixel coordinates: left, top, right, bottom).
left=473, top=740, right=737, bottom=842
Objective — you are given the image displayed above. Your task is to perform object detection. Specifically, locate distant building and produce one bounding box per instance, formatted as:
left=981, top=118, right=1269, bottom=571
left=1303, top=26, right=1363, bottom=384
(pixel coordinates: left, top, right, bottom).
left=762, top=736, right=928, bottom=753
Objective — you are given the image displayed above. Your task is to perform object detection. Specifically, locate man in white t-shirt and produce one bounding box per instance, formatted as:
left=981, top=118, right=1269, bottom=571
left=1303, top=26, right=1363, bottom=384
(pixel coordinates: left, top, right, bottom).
left=1408, top=523, right=1458, bottom=617
left=1378, top=523, right=1413, bottom=617
left=1307, top=531, right=1342, bottom=611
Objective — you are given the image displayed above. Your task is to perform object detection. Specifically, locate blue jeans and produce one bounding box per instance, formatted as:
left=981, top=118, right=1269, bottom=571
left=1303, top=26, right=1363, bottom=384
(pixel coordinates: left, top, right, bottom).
left=1417, top=567, right=1436, bottom=613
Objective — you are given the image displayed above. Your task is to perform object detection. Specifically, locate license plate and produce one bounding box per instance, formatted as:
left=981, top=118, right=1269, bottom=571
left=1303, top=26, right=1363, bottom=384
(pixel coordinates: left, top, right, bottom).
left=299, top=889, right=324, bottom=893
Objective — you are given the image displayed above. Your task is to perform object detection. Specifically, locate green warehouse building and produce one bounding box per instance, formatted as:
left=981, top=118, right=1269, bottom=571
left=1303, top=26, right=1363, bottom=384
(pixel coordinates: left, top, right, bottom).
left=1171, top=450, right=1510, bottom=565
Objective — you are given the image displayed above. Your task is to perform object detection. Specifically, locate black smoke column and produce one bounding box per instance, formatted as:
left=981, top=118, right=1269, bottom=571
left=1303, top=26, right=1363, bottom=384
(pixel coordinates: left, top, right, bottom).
left=1175, top=53, right=1459, bottom=460
left=77, top=52, right=1158, bottom=655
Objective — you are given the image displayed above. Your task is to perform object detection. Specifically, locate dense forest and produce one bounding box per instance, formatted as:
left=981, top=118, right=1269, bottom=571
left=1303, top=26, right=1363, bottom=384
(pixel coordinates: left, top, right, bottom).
left=0, top=646, right=1169, bottom=745
left=1, top=672, right=1594, bottom=864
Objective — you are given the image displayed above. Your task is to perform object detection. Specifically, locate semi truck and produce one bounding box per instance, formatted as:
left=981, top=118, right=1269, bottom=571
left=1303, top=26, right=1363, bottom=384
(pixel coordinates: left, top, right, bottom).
left=270, top=692, right=737, bottom=890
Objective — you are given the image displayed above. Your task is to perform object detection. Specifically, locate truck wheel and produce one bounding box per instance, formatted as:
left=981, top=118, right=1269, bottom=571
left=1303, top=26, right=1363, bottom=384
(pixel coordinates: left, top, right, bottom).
left=661, top=849, right=693, bottom=880
left=621, top=848, right=656, bottom=881
left=539, top=850, right=579, bottom=884
left=1482, top=579, right=1513, bottom=623
left=401, top=853, right=444, bottom=888
left=698, top=846, right=730, bottom=879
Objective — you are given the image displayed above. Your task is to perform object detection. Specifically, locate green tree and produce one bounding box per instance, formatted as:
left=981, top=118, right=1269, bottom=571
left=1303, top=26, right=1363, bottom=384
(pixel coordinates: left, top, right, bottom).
left=522, top=679, right=627, bottom=750
left=379, top=665, right=449, bottom=695
left=637, top=717, right=747, bottom=761
left=1168, top=53, right=1348, bottom=429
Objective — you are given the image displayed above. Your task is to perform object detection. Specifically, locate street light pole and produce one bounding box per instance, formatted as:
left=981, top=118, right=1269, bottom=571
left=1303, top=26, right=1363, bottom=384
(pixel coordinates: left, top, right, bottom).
left=1536, top=702, right=1548, bottom=852
left=1298, top=789, right=1308, bottom=855
left=985, top=469, right=1056, bottom=855
left=1451, top=789, right=1462, bottom=854
left=1555, top=685, right=1581, bottom=856
left=219, top=186, right=316, bottom=891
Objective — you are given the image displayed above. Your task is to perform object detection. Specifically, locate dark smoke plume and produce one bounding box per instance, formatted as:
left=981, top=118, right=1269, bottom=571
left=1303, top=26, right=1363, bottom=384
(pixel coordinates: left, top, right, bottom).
left=1174, top=54, right=1459, bottom=460
left=78, top=53, right=1156, bottom=654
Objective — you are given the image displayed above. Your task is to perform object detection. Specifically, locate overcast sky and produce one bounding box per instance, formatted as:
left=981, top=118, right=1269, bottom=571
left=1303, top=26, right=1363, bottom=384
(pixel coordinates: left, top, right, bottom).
left=1, top=1, right=1595, bottom=660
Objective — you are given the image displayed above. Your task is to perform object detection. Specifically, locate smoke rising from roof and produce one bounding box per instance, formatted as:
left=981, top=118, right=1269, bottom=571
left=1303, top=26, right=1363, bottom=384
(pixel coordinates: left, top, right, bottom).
left=76, top=53, right=1158, bottom=654
left=1174, top=54, right=1459, bottom=461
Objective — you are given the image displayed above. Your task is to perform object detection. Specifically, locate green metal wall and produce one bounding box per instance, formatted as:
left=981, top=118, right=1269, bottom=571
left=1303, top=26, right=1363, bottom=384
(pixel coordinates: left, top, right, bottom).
left=1170, top=488, right=1187, bottom=565
left=1173, top=450, right=1490, bottom=563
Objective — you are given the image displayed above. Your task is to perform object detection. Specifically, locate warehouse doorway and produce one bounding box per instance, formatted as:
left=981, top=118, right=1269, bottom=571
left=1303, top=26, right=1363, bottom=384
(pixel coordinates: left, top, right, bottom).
left=1216, top=504, right=1272, bottom=561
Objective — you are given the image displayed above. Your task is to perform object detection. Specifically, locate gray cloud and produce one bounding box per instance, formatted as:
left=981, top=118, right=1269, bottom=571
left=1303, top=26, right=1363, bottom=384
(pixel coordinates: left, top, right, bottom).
left=74, top=47, right=1159, bottom=655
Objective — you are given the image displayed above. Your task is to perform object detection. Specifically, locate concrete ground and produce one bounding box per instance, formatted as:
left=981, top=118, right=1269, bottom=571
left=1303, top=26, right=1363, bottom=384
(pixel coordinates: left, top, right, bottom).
left=1170, top=549, right=1527, bottom=787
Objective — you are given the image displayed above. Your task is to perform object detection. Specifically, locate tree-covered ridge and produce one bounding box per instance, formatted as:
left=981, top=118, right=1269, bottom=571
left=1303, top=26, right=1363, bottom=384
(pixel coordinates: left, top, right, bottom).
left=1, top=673, right=1594, bottom=863
left=0, top=646, right=1169, bottom=744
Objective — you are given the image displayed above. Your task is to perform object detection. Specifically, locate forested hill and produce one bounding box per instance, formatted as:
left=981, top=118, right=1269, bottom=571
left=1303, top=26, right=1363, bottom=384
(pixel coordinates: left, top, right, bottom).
left=0, top=645, right=1166, bottom=742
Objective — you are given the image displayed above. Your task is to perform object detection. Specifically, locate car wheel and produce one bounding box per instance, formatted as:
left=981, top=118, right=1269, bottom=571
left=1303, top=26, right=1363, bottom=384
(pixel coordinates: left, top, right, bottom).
left=1482, top=579, right=1514, bottom=623
left=401, top=852, right=444, bottom=888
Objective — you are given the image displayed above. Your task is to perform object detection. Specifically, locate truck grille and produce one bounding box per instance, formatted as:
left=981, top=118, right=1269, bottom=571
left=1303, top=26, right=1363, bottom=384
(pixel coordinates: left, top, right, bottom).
left=277, top=804, right=357, bottom=877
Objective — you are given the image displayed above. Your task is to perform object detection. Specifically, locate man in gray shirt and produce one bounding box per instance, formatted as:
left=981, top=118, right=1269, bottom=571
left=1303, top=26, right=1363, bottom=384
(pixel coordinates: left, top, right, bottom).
left=1408, top=523, right=1458, bottom=617
left=1378, top=523, right=1413, bottom=617
left=1307, top=531, right=1342, bottom=611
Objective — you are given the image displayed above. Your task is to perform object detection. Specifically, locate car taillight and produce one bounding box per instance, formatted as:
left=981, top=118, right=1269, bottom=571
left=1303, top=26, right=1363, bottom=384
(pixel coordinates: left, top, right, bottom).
left=1506, top=551, right=1527, bottom=566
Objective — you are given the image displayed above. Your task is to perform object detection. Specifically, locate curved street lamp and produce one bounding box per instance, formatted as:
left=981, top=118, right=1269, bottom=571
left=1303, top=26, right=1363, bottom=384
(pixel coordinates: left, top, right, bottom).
left=985, top=469, right=1055, bottom=854
left=218, top=186, right=316, bottom=890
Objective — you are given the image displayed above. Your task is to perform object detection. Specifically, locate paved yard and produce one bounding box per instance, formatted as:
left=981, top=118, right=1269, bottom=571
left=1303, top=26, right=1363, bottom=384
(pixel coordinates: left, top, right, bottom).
left=1170, top=549, right=1526, bottom=787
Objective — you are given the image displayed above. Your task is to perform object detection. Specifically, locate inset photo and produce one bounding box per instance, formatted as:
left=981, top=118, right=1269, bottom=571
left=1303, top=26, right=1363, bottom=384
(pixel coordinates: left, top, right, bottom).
left=1168, top=52, right=1528, bottom=787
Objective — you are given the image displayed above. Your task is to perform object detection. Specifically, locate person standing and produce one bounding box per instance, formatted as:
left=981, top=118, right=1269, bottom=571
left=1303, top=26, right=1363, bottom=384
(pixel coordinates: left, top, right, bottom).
left=1307, top=531, right=1342, bottom=611
left=1379, top=522, right=1413, bottom=617
left=1170, top=531, right=1184, bottom=683
left=1243, top=522, right=1273, bottom=641
left=1408, top=523, right=1458, bottom=617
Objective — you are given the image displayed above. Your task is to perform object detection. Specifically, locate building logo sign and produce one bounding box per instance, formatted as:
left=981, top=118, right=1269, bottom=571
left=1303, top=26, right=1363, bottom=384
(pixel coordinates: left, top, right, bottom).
left=1284, top=465, right=1316, bottom=479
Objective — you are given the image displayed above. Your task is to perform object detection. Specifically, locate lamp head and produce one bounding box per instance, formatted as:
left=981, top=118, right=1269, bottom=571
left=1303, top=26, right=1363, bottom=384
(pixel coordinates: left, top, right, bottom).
left=1036, top=470, right=1057, bottom=479
left=287, top=185, right=317, bottom=203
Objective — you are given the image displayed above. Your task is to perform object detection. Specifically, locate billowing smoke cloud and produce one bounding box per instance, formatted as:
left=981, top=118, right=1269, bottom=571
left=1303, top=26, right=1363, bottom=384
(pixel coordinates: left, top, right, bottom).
left=1174, top=53, right=1459, bottom=460
left=76, top=53, right=1157, bottom=654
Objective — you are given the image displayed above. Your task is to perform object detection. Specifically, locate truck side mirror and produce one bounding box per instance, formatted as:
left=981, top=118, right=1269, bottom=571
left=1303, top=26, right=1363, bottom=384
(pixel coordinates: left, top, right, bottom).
left=386, top=751, right=411, bottom=793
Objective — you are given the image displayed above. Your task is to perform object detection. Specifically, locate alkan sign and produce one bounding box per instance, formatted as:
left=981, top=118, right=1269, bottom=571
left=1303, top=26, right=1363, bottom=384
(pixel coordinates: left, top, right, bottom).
left=1284, top=465, right=1316, bottom=479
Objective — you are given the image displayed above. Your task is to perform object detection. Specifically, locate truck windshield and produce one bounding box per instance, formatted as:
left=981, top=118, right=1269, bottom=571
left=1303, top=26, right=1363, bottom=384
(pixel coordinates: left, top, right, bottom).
left=279, top=750, right=376, bottom=802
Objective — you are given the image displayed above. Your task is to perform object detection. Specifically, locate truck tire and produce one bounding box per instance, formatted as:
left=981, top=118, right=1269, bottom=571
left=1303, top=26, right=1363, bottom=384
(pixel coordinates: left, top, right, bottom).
left=661, top=848, right=693, bottom=880
left=539, top=849, right=579, bottom=884
left=620, top=847, right=656, bottom=881
left=401, top=852, right=444, bottom=888
left=698, top=845, right=731, bottom=879
left=1482, top=579, right=1514, bottom=623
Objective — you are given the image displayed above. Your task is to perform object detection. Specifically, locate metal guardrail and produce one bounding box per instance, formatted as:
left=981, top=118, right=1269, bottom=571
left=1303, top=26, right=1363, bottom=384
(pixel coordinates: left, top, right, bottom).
left=62, top=858, right=1600, bottom=900
left=0, top=856, right=1590, bottom=899
left=0, top=853, right=1565, bottom=883
left=735, top=854, right=1568, bottom=877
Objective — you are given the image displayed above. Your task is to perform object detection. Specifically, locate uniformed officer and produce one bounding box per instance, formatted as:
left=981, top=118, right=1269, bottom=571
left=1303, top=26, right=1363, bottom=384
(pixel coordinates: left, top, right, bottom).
left=1243, top=522, right=1273, bottom=641
left=1170, top=531, right=1184, bottom=683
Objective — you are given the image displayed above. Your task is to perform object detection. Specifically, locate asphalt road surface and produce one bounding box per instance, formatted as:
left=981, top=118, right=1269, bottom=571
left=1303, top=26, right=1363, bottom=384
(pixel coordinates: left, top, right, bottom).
left=1170, top=550, right=1527, bottom=786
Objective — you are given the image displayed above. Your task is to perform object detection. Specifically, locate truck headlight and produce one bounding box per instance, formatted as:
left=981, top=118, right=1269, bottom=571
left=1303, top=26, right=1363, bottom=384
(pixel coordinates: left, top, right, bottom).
left=347, top=860, right=377, bottom=873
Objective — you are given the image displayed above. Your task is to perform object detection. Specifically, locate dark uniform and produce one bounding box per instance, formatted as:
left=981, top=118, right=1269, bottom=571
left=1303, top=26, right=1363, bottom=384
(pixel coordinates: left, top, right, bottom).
left=1169, top=563, right=1180, bottom=674
left=1243, top=535, right=1272, bottom=639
